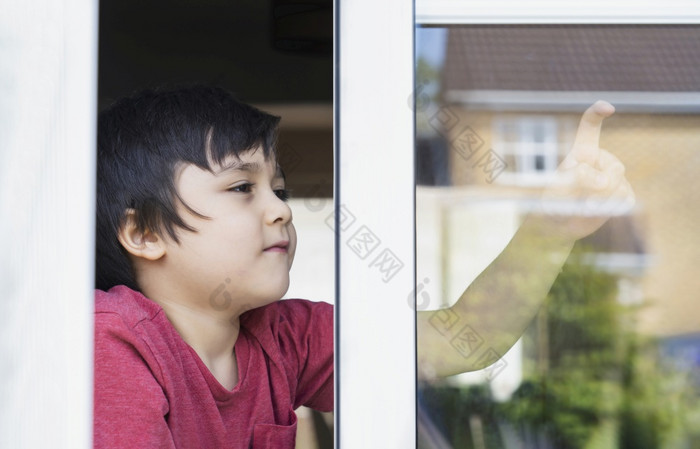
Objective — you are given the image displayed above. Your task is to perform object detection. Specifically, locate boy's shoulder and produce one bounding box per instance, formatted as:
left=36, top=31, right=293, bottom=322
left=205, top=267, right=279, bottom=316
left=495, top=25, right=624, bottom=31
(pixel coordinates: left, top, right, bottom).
left=240, top=298, right=333, bottom=343
left=95, top=285, right=164, bottom=330
left=94, top=286, right=333, bottom=337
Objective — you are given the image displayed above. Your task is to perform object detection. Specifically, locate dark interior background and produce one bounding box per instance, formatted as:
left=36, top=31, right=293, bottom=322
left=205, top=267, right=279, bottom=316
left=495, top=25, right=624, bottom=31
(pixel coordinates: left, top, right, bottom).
left=99, top=0, right=333, bottom=197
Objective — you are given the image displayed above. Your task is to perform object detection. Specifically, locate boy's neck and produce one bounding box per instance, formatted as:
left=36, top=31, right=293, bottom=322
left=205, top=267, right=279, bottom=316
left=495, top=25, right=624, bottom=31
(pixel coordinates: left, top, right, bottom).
left=151, top=295, right=241, bottom=390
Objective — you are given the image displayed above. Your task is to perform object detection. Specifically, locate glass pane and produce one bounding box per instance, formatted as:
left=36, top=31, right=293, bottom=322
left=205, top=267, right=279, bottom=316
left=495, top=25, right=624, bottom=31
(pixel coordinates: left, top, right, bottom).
left=416, top=24, right=700, bottom=448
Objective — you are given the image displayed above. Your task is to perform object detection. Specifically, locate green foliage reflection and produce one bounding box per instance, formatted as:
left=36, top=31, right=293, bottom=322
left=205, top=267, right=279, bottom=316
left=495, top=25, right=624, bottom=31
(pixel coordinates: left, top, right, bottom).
left=419, top=246, right=699, bottom=449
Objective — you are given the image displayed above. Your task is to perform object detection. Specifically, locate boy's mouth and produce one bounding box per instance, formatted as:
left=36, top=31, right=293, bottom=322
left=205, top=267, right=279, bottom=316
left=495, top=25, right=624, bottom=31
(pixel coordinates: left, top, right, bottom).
left=264, top=240, right=289, bottom=253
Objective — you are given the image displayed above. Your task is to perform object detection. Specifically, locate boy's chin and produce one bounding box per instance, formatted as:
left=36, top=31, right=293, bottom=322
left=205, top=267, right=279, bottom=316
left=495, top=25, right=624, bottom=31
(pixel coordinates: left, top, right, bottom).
left=258, top=284, right=290, bottom=307
left=243, top=294, right=285, bottom=315
left=275, top=278, right=291, bottom=298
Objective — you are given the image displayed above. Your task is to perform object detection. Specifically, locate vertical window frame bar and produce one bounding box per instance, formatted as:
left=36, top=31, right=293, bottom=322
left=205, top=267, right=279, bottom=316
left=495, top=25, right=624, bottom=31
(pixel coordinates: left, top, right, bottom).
left=335, top=0, right=417, bottom=447
left=0, top=0, right=98, bottom=447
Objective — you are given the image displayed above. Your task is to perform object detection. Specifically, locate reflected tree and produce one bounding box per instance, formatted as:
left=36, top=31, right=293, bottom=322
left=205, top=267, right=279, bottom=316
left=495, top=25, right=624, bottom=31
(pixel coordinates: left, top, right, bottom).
left=419, top=245, right=696, bottom=448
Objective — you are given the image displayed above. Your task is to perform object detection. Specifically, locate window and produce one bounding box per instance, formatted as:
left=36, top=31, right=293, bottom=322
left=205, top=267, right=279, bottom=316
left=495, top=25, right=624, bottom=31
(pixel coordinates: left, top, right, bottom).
left=493, top=116, right=570, bottom=185
left=6, top=1, right=700, bottom=448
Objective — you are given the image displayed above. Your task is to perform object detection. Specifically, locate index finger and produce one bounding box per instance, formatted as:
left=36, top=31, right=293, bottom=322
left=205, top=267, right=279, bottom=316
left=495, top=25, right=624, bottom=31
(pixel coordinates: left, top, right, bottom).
left=572, top=100, right=615, bottom=165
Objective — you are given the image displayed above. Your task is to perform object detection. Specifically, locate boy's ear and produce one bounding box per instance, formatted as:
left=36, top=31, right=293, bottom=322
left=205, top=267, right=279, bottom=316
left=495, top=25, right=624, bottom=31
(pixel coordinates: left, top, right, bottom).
left=117, top=209, right=166, bottom=261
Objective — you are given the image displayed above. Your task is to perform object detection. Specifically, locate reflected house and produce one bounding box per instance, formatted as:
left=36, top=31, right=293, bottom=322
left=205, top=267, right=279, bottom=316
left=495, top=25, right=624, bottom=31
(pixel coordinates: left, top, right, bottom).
left=418, top=25, right=700, bottom=392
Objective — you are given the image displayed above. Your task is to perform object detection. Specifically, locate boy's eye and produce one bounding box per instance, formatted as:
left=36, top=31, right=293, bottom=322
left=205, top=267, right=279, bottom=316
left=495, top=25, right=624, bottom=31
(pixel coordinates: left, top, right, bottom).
left=228, top=183, right=253, bottom=193
left=274, top=188, right=290, bottom=202
left=228, top=183, right=289, bottom=201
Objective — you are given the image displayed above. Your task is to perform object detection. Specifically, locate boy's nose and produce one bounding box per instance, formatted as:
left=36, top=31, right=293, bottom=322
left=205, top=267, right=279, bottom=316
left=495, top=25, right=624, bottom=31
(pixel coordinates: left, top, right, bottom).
left=265, top=192, right=292, bottom=225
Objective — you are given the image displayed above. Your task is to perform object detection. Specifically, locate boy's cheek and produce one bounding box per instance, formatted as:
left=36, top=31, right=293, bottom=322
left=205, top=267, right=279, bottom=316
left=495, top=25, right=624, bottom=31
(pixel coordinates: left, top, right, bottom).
left=287, top=223, right=297, bottom=269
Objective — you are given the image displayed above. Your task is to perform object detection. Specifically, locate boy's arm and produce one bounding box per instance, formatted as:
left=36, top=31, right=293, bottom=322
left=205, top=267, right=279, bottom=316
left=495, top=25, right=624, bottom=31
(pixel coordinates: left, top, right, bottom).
left=417, top=101, right=635, bottom=378
left=94, top=313, right=176, bottom=449
left=280, top=300, right=334, bottom=412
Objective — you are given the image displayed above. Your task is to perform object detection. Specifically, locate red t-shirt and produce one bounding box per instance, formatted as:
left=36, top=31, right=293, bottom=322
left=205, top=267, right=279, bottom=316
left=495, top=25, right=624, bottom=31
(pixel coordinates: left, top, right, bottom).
left=94, top=285, right=333, bottom=448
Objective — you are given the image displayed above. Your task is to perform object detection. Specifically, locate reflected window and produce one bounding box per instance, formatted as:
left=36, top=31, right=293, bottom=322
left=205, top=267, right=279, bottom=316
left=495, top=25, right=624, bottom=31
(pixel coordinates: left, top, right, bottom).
left=493, top=116, right=567, bottom=185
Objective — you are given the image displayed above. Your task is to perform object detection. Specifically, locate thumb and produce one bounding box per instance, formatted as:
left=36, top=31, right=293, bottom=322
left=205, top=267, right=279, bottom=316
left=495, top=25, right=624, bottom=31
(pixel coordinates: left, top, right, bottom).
left=567, top=100, right=615, bottom=167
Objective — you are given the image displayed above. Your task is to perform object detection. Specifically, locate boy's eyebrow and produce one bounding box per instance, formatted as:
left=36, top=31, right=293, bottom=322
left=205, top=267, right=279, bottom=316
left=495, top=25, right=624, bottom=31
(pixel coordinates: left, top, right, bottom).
left=215, top=160, right=285, bottom=180
left=215, top=160, right=261, bottom=174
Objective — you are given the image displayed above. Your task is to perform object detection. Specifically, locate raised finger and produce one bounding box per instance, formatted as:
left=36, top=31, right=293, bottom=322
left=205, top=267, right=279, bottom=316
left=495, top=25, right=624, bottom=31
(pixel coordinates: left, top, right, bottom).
left=571, top=100, right=615, bottom=165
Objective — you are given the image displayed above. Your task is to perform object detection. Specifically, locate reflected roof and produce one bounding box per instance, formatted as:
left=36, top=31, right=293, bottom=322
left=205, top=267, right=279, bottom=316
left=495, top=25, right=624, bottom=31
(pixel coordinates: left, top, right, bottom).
left=442, top=25, right=700, bottom=92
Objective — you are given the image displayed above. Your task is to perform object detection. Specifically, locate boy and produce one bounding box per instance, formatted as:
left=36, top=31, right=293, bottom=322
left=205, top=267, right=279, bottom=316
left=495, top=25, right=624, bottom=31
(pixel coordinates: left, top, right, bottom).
left=94, top=86, right=332, bottom=448
left=94, top=85, right=633, bottom=447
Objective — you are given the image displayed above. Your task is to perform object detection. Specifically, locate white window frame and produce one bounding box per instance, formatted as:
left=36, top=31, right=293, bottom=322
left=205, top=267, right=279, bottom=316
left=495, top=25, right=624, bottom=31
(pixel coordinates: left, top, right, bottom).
left=0, top=1, right=98, bottom=448
left=335, top=0, right=416, bottom=447
left=416, top=1, right=700, bottom=24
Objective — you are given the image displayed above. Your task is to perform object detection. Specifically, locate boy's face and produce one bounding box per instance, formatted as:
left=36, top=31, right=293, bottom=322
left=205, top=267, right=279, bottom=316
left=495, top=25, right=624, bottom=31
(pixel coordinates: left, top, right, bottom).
left=157, top=147, right=296, bottom=312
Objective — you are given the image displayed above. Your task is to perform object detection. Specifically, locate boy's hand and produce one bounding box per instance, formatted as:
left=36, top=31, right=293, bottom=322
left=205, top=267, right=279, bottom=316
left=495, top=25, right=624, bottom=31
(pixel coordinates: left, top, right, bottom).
left=536, top=100, right=635, bottom=240
left=418, top=101, right=636, bottom=378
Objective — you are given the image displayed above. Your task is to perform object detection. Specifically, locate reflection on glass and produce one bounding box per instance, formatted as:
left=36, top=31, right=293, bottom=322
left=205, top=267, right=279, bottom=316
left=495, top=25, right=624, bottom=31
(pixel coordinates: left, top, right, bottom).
left=416, top=25, right=700, bottom=448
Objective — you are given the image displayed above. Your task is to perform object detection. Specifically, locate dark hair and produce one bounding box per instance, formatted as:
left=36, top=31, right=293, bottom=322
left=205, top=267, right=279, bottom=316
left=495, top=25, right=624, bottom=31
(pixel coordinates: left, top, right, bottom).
left=95, top=85, right=280, bottom=291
